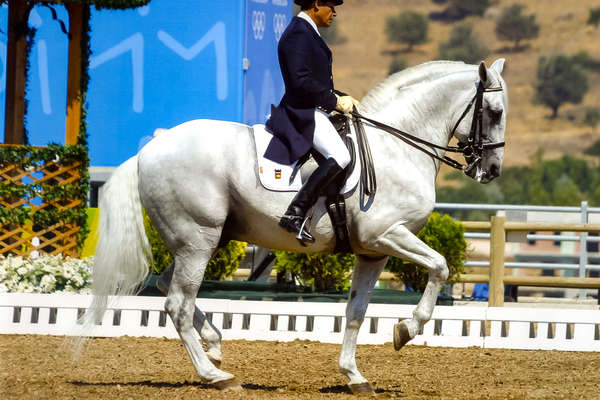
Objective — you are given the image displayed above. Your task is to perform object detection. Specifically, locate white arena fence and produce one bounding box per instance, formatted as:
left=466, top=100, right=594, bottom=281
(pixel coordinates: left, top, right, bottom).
left=1, top=293, right=599, bottom=352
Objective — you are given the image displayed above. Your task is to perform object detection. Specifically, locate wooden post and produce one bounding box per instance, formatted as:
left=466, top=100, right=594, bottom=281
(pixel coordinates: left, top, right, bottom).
left=3, top=0, right=31, bottom=144
left=65, top=3, right=84, bottom=145
left=489, top=216, right=506, bottom=307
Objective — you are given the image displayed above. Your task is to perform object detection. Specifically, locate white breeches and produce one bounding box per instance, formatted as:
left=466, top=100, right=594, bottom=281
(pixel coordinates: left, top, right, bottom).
left=312, top=109, right=351, bottom=169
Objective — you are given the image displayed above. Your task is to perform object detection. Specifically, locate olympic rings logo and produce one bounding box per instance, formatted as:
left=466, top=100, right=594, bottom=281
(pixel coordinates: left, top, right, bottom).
left=252, top=11, right=266, bottom=40
left=273, top=13, right=287, bottom=42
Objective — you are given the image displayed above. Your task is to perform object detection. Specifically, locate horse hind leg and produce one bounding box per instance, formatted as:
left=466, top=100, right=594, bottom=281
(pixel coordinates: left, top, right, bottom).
left=368, top=222, right=449, bottom=349
left=338, top=255, right=387, bottom=394
left=157, top=263, right=223, bottom=367
left=165, top=246, right=241, bottom=390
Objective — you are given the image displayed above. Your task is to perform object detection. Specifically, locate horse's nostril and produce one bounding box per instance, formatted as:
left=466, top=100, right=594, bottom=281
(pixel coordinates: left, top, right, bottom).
left=490, top=164, right=500, bottom=177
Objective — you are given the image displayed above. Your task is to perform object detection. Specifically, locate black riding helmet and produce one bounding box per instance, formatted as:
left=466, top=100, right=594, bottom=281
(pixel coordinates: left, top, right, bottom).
left=294, top=0, right=344, bottom=8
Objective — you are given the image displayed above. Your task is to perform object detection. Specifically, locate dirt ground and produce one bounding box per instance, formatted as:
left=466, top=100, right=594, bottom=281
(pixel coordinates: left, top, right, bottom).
left=1, top=335, right=599, bottom=400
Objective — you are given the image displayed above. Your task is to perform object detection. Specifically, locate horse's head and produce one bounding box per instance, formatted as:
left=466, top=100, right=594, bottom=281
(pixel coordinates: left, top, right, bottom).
left=453, top=58, right=508, bottom=184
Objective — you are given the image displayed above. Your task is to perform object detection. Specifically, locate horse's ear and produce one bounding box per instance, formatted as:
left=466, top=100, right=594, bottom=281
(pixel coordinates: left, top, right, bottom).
left=478, top=61, right=488, bottom=83
left=490, top=58, right=505, bottom=75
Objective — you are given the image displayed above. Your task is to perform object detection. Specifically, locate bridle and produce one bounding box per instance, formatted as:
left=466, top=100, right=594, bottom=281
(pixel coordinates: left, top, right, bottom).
left=450, top=81, right=505, bottom=175
left=351, top=80, right=505, bottom=175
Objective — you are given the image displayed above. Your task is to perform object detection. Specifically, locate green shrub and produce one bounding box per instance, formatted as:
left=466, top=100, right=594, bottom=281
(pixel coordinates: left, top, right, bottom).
left=587, top=7, right=600, bottom=28
left=583, top=108, right=600, bottom=128
left=273, top=251, right=355, bottom=292
left=385, top=212, right=467, bottom=292
left=533, top=55, right=589, bottom=119
left=571, top=51, right=600, bottom=72
left=143, top=210, right=246, bottom=279
left=385, top=11, right=428, bottom=51
left=495, top=4, right=539, bottom=50
left=438, top=23, right=489, bottom=64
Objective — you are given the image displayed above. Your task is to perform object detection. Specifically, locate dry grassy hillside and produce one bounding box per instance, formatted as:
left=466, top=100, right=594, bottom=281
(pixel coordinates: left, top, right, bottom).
left=330, top=0, right=600, bottom=170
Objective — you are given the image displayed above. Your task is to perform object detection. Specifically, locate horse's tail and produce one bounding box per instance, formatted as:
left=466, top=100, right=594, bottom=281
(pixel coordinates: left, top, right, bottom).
left=78, top=155, right=152, bottom=343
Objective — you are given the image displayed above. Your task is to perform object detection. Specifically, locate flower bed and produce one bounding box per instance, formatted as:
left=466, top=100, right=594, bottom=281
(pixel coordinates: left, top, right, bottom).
left=0, top=254, right=93, bottom=294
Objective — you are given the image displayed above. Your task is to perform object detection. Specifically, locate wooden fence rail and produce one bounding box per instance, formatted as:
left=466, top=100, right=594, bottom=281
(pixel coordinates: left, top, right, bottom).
left=461, top=217, right=600, bottom=306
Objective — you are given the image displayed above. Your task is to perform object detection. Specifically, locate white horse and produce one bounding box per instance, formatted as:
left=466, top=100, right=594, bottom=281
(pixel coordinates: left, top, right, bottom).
left=84, top=59, right=508, bottom=393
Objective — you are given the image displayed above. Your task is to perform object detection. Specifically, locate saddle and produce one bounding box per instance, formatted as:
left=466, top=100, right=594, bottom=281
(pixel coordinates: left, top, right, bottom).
left=252, top=114, right=374, bottom=254
left=290, top=114, right=361, bottom=254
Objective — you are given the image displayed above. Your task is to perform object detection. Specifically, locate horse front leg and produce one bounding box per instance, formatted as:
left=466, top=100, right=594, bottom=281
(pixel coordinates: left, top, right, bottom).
left=157, top=262, right=223, bottom=367
left=367, top=222, right=449, bottom=349
left=339, top=255, right=387, bottom=394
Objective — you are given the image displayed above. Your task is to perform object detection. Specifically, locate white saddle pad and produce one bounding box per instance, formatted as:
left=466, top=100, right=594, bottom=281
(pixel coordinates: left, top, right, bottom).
left=252, top=124, right=360, bottom=194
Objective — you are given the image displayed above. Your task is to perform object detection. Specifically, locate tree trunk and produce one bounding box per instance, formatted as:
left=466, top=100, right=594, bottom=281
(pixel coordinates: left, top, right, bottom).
left=65, top=3, right=84, bottom=145
left=3, top=0, right=32, bottom=144
left=551, top=105, right=559, bottom=119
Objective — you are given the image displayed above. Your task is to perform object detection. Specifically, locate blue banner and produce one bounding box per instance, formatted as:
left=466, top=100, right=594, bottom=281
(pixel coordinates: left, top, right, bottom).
left=243, top=0, right=291, bottom=126
left=0, top=1, right=291, bottom=166
left=86, top=1, right=245, bottom=166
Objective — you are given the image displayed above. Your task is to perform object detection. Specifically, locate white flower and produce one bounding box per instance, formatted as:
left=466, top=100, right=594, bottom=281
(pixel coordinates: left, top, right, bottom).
left=16, top=266, right=28, bottom=276
left=0, top=283, right=8, bottom=293
left=63, top=285, right=77, bottom=293
left=40, top=274, right=56, bottom=292
left=62, top=266, right=75, bottom=279
left=0, top=265, right=7, bottom=281
left=6, top=276, right=20, bottom=291
left=9, top=256, right=24, bottom=270
left=71, top=274, right=84, bottom=287
left=16, top=281, right=34, bottom=293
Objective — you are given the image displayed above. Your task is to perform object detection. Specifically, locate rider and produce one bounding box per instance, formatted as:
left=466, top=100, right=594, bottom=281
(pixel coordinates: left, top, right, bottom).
left=264, top=0, right=360, bottom=244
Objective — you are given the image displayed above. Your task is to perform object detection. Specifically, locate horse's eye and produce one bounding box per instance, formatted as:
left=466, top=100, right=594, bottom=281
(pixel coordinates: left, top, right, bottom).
left=489, top=109, right=503, bottom=124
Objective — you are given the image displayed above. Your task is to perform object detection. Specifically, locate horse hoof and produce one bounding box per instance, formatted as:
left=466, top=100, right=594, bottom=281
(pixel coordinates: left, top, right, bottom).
left=393, top=321, right=411, bottom=351
left=213, top=377, right=242, bottom=391
left=348, top=382, right=375, bottom=395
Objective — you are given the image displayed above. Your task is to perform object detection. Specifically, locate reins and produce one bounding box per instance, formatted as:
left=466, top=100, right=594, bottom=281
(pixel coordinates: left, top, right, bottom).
left=350, top=81, right=505, bottom=174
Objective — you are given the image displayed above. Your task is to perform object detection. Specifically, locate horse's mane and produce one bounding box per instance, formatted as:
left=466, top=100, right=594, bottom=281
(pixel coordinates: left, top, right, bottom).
left=360, top=61, right=475, bottom=113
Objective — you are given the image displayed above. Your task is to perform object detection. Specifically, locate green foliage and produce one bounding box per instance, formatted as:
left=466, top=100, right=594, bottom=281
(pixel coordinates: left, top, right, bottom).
left=204, top=240, right=247, bottom=281
left=533, top=55, right=589, bottom=119
left=143, top=210, right=246, bottom=280
left=385, top=212, right=466, bottom=292
left=0, top=144, right=90, bottom=247
left=385, top=11, right=428, bottom=51
left=587, top=7, right=600, bottom=28
left=438, top=23, right=489, bottom=63
left=143, top=210, right=173, bottom=276
left=450, top=0, right=489, bottom=16
left=584, top=138, right=600, bottom=157
left=430, top=0, right=489, bottom=21
left=388, top=57, right=407, bottom=75
left=571, top=51, right=600, bottom=73
left=319, top=21, right=347, bottom=46
left=273, top=251, right=355, bottom=292
left=436, top=150, right=600, bottom=216
left=495, top=4, right=539, bottom=50
left=583, top=108, right=600, bottom=129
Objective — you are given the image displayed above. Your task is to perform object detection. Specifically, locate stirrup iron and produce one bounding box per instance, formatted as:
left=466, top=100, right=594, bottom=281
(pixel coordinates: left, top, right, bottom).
left=295, top=209, right=315, bottom=246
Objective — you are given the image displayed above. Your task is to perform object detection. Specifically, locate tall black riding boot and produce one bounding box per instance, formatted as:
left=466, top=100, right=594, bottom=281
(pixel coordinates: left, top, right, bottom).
left=279, top=157, right=343, bottom=243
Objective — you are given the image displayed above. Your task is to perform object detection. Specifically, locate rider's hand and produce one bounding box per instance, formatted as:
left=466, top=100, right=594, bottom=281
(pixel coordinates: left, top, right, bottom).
left=336, top=95, right=359, bottom=114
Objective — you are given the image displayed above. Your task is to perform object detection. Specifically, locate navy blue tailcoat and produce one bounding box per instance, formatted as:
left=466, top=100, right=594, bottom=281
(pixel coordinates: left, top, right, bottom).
left=264, top=16, right=341, bottom=165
